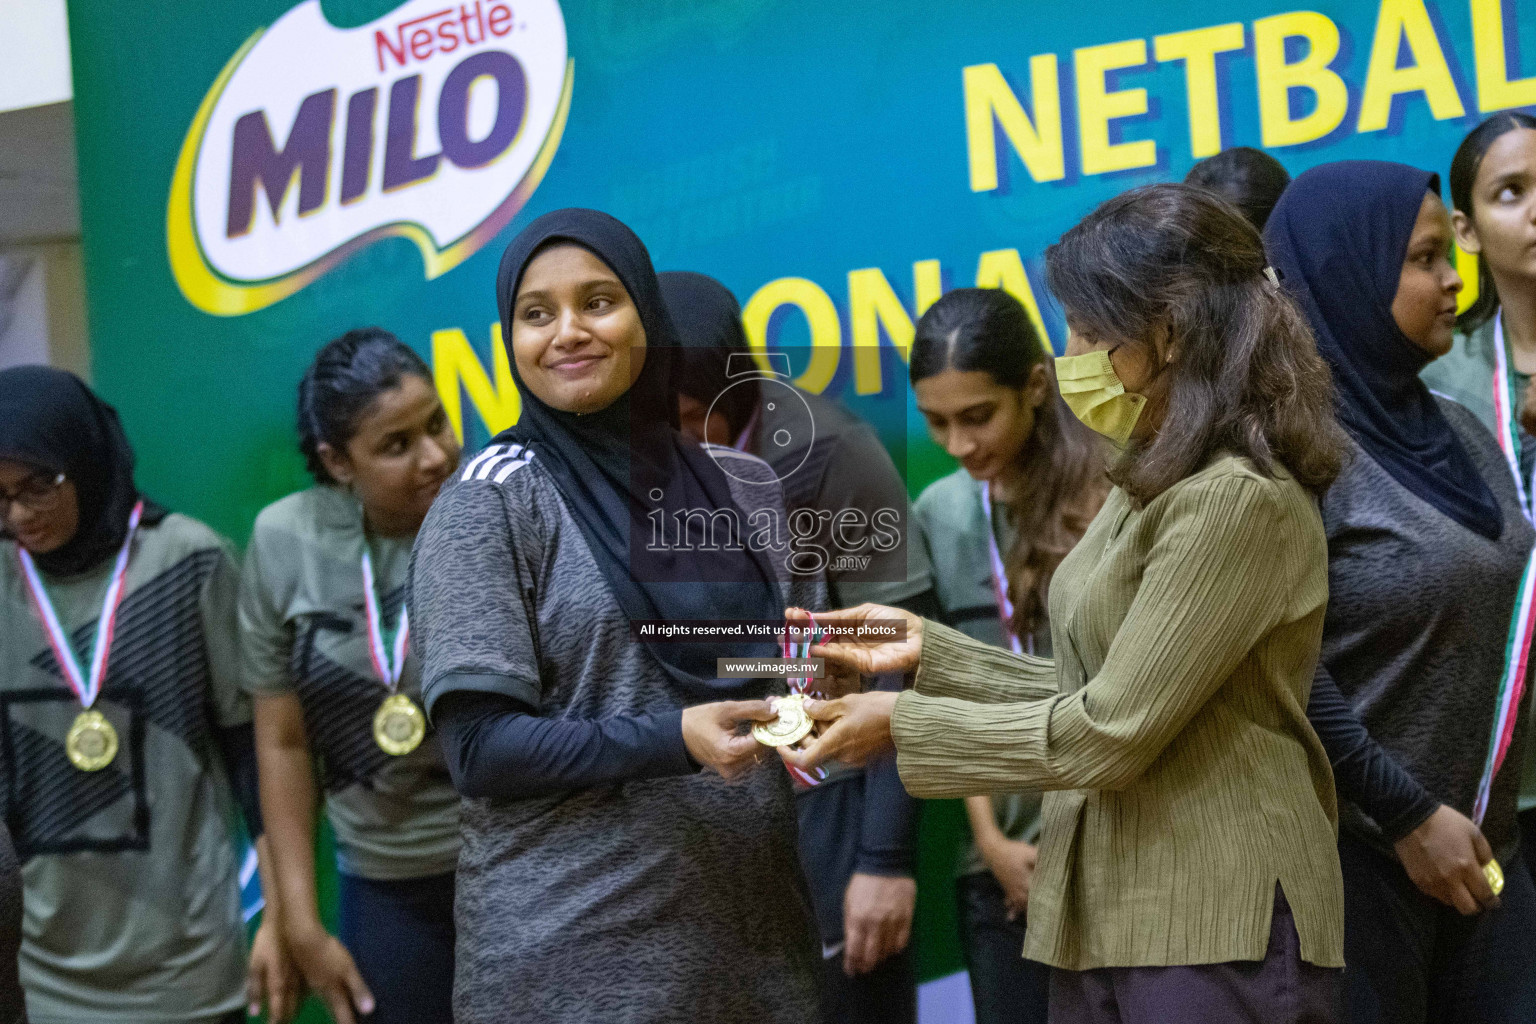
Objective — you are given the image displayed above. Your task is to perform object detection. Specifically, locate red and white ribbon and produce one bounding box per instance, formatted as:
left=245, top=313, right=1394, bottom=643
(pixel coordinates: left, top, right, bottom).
left=780, top=614, right=826, bottom=787
left=361, top=547, right=409, bottom=691
left=17, top=501, right=143, bottom=710
left=980, top=483, right=1030, bottom=656
left=1473, top=314, right=1536, bottom=825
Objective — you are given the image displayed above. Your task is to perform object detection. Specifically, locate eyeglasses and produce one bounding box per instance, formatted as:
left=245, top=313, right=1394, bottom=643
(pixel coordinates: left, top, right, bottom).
left=0, top=473, right=67, bottom=518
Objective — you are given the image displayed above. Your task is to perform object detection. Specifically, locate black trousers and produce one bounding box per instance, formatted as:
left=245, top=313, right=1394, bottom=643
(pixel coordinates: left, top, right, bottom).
left=1521, top=808, right=1536, bottom=884
left=1048, top=888, right=1340, bottom=1024
left=818, top=946, right=917, bottom=1024
left=797, top=778, right=916, bottom=1024
left=955, top=872, right=1051, bottom=1024
left=1340, top=832, right=1536, bottom=1024
left=337, top=871, right=456, bottom=1024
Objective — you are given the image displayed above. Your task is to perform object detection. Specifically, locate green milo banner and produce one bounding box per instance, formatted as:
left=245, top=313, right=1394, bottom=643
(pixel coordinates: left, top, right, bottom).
left=63, top=0, right=1536, bottom=1008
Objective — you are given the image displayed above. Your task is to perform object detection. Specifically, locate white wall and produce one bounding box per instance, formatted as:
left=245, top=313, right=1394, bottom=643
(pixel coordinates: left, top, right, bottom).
left=0, top=0, right=85, bottom=374
left=0, top=244, right=88, bottom=376
left=0, top=251, right=48, bottom=368
left=0, top=0, right=73, bottom=114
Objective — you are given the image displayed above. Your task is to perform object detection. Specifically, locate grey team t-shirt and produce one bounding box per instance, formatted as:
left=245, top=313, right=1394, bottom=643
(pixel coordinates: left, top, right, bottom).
left=239, top=486, right=458, bottom=880
left=411, top=442, right=823, bottom=1024
left=0, top=514, right=248, bottom=1024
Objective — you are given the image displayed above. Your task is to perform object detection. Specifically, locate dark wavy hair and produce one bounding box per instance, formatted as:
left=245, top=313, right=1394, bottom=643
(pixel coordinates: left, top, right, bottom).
left=1184, top=146, right=1292, bottom=232
left=1045, top=183, right=1347, bottom=504
left=911, top=288, right=1108, bottom=640
left=297, top=327, right=431, bottom=484
left=1450, top=111, right=1536, bottom=332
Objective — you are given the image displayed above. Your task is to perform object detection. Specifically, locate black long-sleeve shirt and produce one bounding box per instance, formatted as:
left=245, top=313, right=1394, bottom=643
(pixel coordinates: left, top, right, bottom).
left=435, top=691, right=695, bottom=799
left=1307, top=663, right=1436, bottom=843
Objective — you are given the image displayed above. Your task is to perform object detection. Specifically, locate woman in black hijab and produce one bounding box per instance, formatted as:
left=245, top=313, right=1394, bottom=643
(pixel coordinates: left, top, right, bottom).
left=664, top=271, right=762, bottom=448
left=1267, top=162, right=1536, bottom=1023
left=0, top=367, right=294, bottom=1024
left=411, top=210, right=823, bottom=1024
left=0, top=366, right=165, bottom=572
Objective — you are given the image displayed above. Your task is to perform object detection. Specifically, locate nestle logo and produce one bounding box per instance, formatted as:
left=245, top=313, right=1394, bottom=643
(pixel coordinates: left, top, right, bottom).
left=168, top=0, right=569, bottom=316
left=375, top=1, right=515, bottom=71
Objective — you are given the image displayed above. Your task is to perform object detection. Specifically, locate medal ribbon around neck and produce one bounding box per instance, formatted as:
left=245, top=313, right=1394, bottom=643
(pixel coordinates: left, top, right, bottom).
left=779, top=614, right=827, bottom=787
left=980, top=483, right=1030, bottom=657
left=360, top=547, right=409, bottom=692
left=1473, top=313, right=1536, bottom=825
left=17, top=500, right=144, bottom=710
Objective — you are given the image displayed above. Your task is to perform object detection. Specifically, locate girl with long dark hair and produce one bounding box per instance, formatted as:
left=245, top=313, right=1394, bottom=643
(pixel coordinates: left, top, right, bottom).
left=411, top=209, right=823, bottom=1023
left=781, top=184, right=1351, bottom=1023
left=241, top=329, right=462, bottom=1024
left=907, top=287, right=1106, bottom=1024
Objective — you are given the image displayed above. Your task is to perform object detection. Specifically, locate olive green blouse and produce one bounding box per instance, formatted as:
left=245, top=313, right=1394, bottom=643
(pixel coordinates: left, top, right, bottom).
left=890, top=456, right=1345, bottom=971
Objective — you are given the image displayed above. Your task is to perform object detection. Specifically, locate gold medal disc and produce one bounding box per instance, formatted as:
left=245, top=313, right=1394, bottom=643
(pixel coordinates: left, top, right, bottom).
left=1485, top=857, right=1506, bottom=898
left=66, top=710, right=118, bottom=772
left=373, top=693, right=426, bottom=756
left=752, top=694, right=815, bottom=748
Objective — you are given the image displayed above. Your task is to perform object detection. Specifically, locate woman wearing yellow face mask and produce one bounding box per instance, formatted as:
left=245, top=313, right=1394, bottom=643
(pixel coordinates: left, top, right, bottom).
left=779, top=183, right=1353, bottom=1023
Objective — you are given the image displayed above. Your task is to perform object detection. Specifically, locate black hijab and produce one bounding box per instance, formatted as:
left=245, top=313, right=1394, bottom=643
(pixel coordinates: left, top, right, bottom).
left=1265, top=160, right=1502, bottom=540
left=659, top=271, right=761, bottom=442
left=493, top=210, right=781, bottom=696
left=0, top=366, right=167, bottom=575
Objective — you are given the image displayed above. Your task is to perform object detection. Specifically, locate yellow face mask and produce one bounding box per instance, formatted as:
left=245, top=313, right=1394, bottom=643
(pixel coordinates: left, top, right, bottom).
left=1053, top=349, right=1146, bottom=446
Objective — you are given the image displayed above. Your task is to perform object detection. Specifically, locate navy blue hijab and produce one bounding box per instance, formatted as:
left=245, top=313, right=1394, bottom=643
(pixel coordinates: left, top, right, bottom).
left=1265, top=161, right=1502, bottom=540
left=493, top=209, right=780, bottom=696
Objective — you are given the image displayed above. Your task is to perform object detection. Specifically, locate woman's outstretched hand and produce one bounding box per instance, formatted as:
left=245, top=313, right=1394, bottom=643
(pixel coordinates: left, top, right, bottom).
left=682, top=700, right=778, bottom=780
left=787, top=604, right=924, bottom=695
left=780, top=692, right=899, bottom=771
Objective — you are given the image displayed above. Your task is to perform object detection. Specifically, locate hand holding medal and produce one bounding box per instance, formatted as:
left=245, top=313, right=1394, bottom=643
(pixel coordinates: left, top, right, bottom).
left=361, top=547, right=425, bottom=756
left=751, top=694, right=815, bottom=749
left=17, top=501, right=142, bottom=772
left=773, top=604, right=922, bottom=776
left=784, top=604, right=925, bottom=683
left=754, top=616, right=828, bottom=786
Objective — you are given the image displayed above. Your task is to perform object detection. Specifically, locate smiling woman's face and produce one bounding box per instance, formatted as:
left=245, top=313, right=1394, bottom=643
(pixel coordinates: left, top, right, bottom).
left=1392, top=191, right=1464, bottom=359
left=510, top=244, right=646, bottom=414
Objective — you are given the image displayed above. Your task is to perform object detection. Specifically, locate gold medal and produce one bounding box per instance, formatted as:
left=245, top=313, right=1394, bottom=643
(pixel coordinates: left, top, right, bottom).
left=373, top=693, right=425, bottom=756
left=1485, top=857, right=1506, bottom=897
left=752, top=694, right=815, bottom=748
left=66, top=710, right=118, bottom=772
